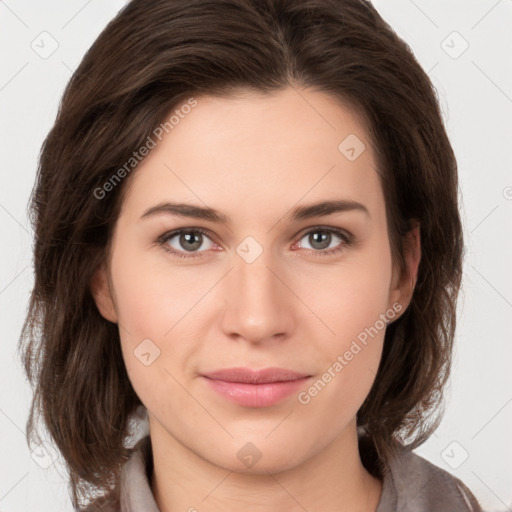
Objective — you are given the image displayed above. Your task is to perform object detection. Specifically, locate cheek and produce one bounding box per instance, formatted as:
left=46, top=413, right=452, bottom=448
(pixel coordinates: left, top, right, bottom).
left=109, top=237, right=207, bottom=340
left=291, top=243, right=392, bottom=410
left=293, top=245, right=393, bottom=345
left=297, top=292, right=386, bottom=426
left=108, top=244, right=210, bottom=406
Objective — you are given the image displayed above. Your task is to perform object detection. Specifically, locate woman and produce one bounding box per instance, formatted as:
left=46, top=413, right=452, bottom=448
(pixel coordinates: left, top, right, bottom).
left=18, top=0, right=483, bottom=510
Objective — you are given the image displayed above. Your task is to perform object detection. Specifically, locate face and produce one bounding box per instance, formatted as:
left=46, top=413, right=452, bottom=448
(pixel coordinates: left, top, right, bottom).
left=92, top=86, right=419, bottom=474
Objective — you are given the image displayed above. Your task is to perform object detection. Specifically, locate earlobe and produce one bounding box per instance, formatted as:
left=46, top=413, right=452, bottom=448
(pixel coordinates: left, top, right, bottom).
left=388, top=221, right=421, bottom=315
left=89, top=262, right=118, bottom=323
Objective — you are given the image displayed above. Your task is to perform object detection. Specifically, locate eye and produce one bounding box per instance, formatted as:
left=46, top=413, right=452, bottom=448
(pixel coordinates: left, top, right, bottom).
left=294, top=227, right=353, bottom=256
left=158, top=228, right=217, bottom=259
left=157, top=226, right=353, bottom=260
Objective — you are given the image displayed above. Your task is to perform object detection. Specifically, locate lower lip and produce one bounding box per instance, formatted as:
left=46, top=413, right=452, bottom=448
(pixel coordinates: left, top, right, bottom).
left=202, top=376, right=311, bottom=407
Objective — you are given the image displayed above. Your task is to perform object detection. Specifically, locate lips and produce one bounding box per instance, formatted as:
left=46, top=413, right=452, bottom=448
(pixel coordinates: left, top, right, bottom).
left=201, top=367, right=311, bottom=384
left=200, top=367, right=313, bottom=407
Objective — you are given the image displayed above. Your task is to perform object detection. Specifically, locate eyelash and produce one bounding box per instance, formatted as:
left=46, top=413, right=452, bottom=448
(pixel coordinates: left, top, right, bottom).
left=157, top=226, right=353, bottom=260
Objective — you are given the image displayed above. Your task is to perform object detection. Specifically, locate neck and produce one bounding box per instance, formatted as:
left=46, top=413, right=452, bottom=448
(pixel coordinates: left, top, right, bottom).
left=149, top=418, right=382, bottom=512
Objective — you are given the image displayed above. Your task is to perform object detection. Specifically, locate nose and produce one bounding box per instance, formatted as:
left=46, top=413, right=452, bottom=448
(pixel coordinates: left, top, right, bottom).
left=220, top=246, right=295, bottom=345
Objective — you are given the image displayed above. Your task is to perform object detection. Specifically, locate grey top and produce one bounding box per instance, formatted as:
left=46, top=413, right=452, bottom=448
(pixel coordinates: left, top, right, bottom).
left=84, top=434, right=483, bottom=511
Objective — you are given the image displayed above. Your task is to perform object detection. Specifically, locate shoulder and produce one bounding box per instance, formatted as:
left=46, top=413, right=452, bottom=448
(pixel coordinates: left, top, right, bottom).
left=377, top=441, right=483, bottom=512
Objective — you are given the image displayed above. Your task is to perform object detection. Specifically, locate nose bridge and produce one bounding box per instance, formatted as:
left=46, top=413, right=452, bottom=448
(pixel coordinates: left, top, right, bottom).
left=233, top=234, right=277, bottom=293
left=236, top=250, right=277, bottom=301
left=235, top=241, right=282, bottom=307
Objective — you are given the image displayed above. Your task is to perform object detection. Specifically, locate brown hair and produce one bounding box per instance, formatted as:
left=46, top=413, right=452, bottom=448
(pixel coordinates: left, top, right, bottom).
left=18, top=0, right=464, bottom=508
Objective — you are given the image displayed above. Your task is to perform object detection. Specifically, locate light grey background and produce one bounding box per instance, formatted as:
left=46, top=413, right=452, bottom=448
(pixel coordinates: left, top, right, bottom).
left=1, top=1, right=511, bottom=510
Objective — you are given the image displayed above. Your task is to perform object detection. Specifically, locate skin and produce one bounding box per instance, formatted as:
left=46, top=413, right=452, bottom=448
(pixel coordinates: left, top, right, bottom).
left=91, top=86, right=421, bottom=512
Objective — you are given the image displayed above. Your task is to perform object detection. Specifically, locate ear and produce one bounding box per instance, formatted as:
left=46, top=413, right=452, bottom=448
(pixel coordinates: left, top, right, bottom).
left=388, top=220, right=421, bottom=316
left=89, top=262, right=118, bottom=323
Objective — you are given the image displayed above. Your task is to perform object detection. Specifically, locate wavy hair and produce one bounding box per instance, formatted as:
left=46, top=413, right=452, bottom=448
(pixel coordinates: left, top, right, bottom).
left=18, top=0, right=464, bottom=508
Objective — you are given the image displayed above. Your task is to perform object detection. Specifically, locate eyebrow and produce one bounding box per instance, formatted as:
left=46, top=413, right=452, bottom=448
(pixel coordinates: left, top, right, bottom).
left=140, top=199, right=370, bottom=224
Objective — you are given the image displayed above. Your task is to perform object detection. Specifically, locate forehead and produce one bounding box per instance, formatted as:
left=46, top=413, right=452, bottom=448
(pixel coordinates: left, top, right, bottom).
left=120, top=87, right=385, bottom=224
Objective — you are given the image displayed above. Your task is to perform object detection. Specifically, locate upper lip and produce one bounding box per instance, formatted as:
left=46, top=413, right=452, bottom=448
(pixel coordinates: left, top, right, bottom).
left=201, top=367, right=311, bottom=384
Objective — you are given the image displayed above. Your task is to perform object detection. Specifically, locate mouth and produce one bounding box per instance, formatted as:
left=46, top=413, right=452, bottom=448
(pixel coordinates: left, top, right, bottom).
left=201, top=366, right=311, bottom=384
left=200, top=367, right=313, bottom=407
